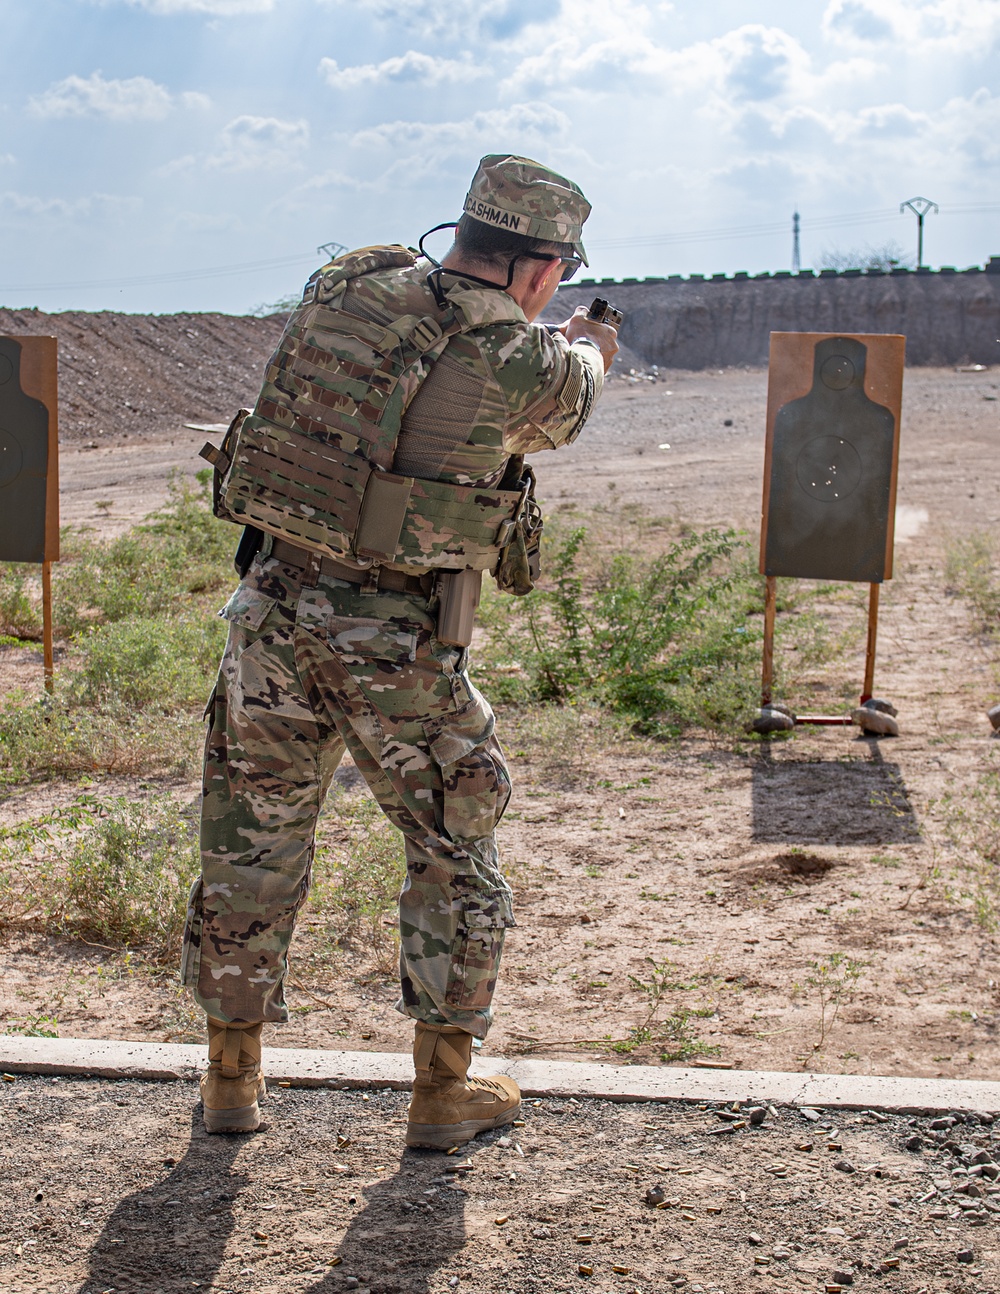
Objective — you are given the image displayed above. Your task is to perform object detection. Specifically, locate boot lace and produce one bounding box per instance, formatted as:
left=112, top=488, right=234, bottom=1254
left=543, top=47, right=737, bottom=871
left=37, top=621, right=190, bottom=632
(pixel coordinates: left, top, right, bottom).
left=471, top=1077, right=510, bottom=1096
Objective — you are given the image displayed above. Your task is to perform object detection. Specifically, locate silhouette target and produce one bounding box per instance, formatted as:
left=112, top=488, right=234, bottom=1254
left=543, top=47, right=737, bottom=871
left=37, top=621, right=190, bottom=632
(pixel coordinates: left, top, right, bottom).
left=762, top=335, right=901, bottom=584
left=0, top=336, right=58, bottom=563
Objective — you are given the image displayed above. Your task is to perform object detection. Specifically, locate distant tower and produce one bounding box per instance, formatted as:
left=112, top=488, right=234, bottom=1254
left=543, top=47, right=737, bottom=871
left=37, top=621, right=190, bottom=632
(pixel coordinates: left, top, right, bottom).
left=792, top=211, right=801, bottom=274
left=899, top=197, right=938, bottom=269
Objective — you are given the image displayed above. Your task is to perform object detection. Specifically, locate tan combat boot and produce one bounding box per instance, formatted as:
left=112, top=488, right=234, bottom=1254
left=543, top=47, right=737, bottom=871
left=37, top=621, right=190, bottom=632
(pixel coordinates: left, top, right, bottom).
left=406, top=1022, right=520, bottom=1150
left=200, top=1019, right=266, bottom=1134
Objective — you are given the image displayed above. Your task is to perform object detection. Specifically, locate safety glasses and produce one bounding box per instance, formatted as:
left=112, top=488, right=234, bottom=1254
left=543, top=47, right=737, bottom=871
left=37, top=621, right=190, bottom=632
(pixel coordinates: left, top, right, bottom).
left=520, top=251, right=585, bottom=282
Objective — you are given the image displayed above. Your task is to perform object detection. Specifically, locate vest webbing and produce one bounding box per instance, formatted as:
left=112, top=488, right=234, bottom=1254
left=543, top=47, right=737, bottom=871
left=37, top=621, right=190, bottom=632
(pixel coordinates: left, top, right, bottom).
left=217, top=245, right=527, bottom=571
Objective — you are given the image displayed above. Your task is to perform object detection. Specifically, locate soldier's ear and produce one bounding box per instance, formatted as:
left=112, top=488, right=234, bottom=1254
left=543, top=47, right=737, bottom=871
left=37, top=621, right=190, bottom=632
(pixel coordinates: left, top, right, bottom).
left=526, top=255, right=563, bottom=295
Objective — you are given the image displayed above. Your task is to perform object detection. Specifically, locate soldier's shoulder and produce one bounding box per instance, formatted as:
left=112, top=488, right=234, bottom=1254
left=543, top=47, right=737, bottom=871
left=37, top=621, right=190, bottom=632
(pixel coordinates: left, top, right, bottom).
left=474, top=320, right=561, bottom=386
left=352, top=261, right=436, bottom=316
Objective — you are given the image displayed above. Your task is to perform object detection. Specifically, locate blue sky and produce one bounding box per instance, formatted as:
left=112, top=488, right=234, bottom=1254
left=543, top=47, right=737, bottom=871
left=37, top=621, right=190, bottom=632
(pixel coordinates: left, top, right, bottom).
left=1, top=0, right=998, bottom=313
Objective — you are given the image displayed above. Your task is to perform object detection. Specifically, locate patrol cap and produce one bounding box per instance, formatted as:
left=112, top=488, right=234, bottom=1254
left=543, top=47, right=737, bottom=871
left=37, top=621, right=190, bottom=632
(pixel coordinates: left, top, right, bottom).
left=463, top=154, right=591, bottom=266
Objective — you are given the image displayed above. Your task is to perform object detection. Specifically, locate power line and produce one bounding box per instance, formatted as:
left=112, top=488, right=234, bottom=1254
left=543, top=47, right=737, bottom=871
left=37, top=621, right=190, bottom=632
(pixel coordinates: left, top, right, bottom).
left=0, top=250, right=318, bottom=295
left=589, top=201, right=1000, bottom=252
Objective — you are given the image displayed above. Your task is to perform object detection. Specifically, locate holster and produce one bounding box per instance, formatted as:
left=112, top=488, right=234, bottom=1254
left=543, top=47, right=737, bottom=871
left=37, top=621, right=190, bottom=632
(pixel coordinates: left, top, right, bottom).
left=436, top=567, right=483, bottom=648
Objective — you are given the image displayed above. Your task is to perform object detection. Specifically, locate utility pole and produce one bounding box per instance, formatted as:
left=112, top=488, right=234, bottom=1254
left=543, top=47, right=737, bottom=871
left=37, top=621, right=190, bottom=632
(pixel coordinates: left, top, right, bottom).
left=899, top=197, right=938, bottom=269
left=317, top=241, right=347, bottom=262
left=791, top=211, right=801, bottom=274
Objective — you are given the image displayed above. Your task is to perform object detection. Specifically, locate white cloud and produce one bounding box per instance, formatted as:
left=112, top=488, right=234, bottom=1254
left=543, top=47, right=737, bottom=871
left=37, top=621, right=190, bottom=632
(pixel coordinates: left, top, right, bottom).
left=103, top=0, right=275, bottom=13
left=362, top=0, right=560, bottom=39
left=162, top=114, right=310, bottom=174
left=319, top=50, right=481, bottom=90
left=349, top=102, right=571, bottom=155
left=823, top=0, right=1000, bottom=51
left=0, top=190, right=141, bottom=220
left=213, top=115, right=309, bottom=167
left=28, top=72, right=208, bottom=122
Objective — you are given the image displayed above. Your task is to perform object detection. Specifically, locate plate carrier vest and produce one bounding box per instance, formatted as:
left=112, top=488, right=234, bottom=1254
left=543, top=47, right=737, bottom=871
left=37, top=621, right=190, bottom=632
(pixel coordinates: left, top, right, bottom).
left=202, top=245, right=541, bottom=582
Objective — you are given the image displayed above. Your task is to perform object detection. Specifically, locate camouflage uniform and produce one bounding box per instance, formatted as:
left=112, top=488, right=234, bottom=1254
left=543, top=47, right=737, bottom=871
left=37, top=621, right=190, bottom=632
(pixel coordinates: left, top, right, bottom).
left=181, top=156, right=604, bottom=1040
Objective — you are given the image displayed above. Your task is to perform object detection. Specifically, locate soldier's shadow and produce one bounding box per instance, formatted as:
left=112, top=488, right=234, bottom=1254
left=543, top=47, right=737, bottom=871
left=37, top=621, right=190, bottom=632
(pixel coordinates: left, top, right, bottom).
left=751, top=740, right=921, bottom=845
left=303, top=1149, right=470, bottom=1294
left=78, top=1108, right=248, bottom=1294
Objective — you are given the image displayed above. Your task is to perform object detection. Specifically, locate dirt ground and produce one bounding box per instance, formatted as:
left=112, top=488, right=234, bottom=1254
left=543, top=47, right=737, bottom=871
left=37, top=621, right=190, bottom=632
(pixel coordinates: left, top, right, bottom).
left=1, top=1075, right=998, bottom=1294
left=2, top=361, right=1000, bottom=1083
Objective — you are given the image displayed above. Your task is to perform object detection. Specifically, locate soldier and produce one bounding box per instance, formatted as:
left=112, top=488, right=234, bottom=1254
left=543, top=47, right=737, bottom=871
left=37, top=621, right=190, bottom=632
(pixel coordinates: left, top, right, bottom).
left=181, top=154, right=619, bottom=1149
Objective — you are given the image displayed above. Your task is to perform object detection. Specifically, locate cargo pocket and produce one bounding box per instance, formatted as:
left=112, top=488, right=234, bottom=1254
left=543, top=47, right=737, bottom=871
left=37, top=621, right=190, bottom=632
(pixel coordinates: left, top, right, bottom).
left=179, top=876, right=204, bottom=988
left=445, top=871, right=515, bottom=1011
left=323, top=614, right=421, bottom=664
left=220, top=586, right=277, bottom=633
left=424, top=696, right=511, bottom=844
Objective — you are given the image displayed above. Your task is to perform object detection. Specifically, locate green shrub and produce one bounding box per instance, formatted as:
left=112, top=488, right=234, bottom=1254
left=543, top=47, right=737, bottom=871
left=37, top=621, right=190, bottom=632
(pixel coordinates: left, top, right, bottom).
left=0, top=794, right=199, bottom=961
left=0, top=473, right=235, bottom=642
left=0, top=565, right=43, bottom=639
left=64, top=797, right=199, bottom=959
left=70, top=614, right=225, bottom=711
left=941, top=762, right=1000, bottom=930
left=945, top=532, right=1000, bottom=632
left=477, top=522, right=762, bottom=736
left=0, top=693, right=200, bottom=784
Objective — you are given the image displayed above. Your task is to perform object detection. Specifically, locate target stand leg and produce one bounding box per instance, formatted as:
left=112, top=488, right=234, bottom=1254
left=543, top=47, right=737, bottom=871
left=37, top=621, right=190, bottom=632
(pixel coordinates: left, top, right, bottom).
left=42, top=560, right=54, bottom=693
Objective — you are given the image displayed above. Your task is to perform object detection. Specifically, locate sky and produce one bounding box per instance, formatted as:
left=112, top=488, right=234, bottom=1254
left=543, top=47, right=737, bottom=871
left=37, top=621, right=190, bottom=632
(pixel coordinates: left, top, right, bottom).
left=1, top=0, right=998, bottom=314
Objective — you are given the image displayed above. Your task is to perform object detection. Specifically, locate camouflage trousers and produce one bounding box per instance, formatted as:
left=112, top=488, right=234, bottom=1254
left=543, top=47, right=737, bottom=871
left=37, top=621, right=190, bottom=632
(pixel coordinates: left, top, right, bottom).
left=180, top=549, right=514, bottom=1040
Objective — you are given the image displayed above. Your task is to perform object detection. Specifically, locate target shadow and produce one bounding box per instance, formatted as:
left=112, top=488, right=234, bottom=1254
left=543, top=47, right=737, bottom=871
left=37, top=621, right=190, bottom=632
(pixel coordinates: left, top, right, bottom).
left=750, top=742, right=920, bottom=845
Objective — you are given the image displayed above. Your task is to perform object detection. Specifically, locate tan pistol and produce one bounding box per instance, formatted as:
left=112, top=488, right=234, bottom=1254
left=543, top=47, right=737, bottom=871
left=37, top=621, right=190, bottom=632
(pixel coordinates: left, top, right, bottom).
left=587, top=297, right=624, bottom=328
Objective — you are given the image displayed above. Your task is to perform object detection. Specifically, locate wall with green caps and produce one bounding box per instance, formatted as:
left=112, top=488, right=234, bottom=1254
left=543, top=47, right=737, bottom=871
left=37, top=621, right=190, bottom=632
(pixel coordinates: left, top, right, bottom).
left=551, top=258, right=1000, bottom=370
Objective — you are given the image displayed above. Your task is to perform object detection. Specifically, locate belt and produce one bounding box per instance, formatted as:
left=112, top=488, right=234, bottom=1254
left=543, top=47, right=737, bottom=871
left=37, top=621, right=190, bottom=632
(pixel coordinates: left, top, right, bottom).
left=269, top=537, right=436, bottom=597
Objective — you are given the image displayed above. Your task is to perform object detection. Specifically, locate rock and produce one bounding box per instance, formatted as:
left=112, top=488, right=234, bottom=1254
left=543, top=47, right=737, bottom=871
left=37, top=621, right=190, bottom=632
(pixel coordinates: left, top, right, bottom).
left=748, top=1231, right=764, bottom=1246
left=645, top=1184, right=666, bottom=1207
left=904, top=1135, right=924, bottom=1152
left=987, top=703, right=1000, bottom=731
left=972, top=1110, right=995, bottom=1125
left=852, top=705, right=899, bottom=736
left=961, top=1182, right=985, bottom=1198
left=833, top=1159, right=856, bottom=1174
left=970, top=1149, right=994, bottom=1164
left=956, top=1248, right=974, bottom=1264
left=978, top=1163, right=999, bottom=1180
left=532, top=1226, right=551, bottom=1239
left=799, top=1107, right=822, bottom=1122
left=892, top=1239, right=909, bottom=1250
left=748, top=1107, right=767, bottom=1126
left=496, top=1136, right=512, bottom=1148
left=345, top=1280, right=360, bottom=1291
left=832, top=1271, right=854, bottom=1286
left=866, top=697, right=898, bottom=716
left=930, top=1117, right=957, bottom=1130
left=749, top=706, right=795, bottom=734
left=772, top=1248, right=791, bottom=1261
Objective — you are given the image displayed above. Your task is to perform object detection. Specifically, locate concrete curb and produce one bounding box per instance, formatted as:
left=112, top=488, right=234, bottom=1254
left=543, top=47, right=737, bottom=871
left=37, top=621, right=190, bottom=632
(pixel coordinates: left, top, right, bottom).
left=2, top=1035, right=998, bottom=1115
